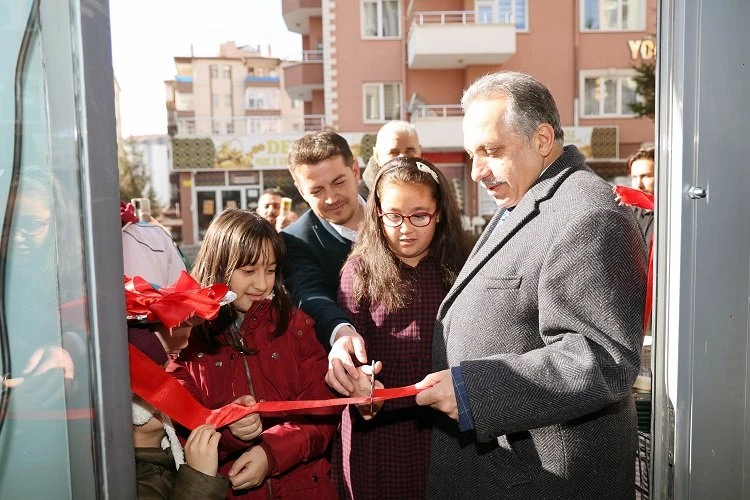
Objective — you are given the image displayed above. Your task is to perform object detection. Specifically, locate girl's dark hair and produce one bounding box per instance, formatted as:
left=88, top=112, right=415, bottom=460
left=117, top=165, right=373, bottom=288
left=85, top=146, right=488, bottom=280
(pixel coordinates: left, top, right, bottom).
left=191, top=209, right=292, bottom=340
left=348, top=157, right=471, bottom=312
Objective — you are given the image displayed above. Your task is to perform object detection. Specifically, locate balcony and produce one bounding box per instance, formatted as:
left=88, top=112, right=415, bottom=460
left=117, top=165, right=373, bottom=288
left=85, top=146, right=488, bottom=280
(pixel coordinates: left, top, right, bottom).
left=245, top=75, right=281, bottom=86
left=410, top=105, right=464, bottom=151
left=282, top=0, right=322, bottom=35
left=173, top=115, right=326, bottom=137
left=408, top=11, right=516, bottom=69
left=283, top=51, right=324, bottom=101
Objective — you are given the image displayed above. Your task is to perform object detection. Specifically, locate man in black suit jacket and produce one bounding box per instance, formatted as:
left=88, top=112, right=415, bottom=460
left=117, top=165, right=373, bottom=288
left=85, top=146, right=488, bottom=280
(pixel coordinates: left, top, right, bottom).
left=628, top=146, right=655, bottom=244
left=415, top=72, right=647, bottom=499
left=282, top=132, right=370, bottom=385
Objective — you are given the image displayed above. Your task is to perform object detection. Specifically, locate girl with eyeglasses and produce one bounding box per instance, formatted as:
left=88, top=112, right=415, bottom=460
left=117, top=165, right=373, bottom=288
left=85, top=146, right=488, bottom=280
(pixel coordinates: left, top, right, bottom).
left=331, top=157, right=471, bottom=499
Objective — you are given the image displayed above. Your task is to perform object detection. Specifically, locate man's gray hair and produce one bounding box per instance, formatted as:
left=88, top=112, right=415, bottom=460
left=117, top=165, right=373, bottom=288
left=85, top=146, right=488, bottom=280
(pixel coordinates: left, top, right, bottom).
left=376, top=120, right=419, bottom=145
left=461, top=71, right=565, bottom=145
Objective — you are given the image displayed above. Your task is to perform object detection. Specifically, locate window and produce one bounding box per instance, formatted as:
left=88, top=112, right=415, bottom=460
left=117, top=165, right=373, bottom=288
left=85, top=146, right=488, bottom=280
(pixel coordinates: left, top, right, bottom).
left=180, top=120, right=195, bottom=135
left=246, top=117, right=282, bottom=134
left=223, top=65, right=231, bottom=79
left=226, top=121, right=235, bottom=135
left=581, top=71, right=639, bottom=117
left=582, top=0, right=645, bottom=31
left=245, top=88, right=280, bottom=110
left=225, top=94, right=232, bottom=108
left=175, top=92, right=194, bottom=111
left=363, top=83, right=401, bottom=122
left=476, top=0, right=528, bottom=30
left=362, top=0, right=400, bottom=38
left=211, top=94, right=219, bottom=108
left=210, top=64, right=218, bottom=79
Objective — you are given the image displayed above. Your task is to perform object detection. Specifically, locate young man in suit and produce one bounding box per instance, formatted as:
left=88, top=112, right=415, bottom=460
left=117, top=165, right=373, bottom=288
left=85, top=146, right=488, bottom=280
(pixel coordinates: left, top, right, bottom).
left=281, top=131, right=370, bottom=377
left=415, top=71, right=647, bottom=499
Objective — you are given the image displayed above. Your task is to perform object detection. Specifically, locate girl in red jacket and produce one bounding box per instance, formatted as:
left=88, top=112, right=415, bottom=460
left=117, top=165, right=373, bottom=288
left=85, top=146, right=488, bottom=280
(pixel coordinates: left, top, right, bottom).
left=167, top=209, right=339, bottom=499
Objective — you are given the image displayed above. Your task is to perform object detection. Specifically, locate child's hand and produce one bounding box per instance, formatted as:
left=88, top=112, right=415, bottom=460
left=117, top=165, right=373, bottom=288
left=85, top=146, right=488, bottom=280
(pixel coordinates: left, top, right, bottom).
left=229, top=395, right=263, bottom=441
left=228, top=445, right=269, bottom=490
left=184, top=424, right=221, bottom=477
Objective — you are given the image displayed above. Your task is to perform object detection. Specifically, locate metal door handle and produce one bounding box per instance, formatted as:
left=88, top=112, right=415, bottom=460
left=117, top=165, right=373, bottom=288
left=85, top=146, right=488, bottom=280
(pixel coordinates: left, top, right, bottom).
left=687, top=186, right=707, bottom=199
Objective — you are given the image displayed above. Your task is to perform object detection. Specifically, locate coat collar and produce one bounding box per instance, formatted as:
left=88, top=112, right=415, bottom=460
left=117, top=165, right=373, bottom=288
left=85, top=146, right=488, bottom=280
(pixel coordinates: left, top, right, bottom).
left=441, top=146, right=586, bottom=316
left=307, top=210, right=350, bottom=245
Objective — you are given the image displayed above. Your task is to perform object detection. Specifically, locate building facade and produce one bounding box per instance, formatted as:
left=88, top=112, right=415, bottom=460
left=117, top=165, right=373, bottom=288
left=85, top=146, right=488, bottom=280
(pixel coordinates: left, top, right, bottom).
left=164, top=42, right=316, bottom=244
left=282, top=0, right=656, bottom=216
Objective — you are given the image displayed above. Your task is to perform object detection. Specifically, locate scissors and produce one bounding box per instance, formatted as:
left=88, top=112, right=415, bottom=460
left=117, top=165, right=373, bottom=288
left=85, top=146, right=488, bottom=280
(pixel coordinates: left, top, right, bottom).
left=369, top=359, right=376, bottom=414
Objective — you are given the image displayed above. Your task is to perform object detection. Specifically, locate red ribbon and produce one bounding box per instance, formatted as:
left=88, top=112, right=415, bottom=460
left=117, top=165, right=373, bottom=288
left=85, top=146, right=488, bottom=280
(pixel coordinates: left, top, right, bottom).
left=614, top=185, right=654, bottom=332
left=129, top=344, right=421, bottom=430
left=124, top=272, right=229, bottom=330
left=120, top=201, right=139, bottom=226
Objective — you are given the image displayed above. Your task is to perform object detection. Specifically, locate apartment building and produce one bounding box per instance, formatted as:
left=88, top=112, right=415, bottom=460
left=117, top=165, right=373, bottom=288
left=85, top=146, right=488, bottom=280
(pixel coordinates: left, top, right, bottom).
left=164, top=42, right=313, bottom=244
left=282, top=0, right=656, bottom=216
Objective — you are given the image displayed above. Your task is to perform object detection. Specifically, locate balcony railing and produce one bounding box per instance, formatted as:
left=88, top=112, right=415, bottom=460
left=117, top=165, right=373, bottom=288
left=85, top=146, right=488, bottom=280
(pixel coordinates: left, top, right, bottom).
left=411, top=104, right=463, bottom=119
left=245, top=75, right=281, bottom=84
left=411, top=10, right=514, bottom=27
left=283, top=50, right=324, bottom=64
left=408, top=10, right=517, bottom=69
left=174, top=115, right=326, bottom=137
left=410, top=104, right=464, bottom=150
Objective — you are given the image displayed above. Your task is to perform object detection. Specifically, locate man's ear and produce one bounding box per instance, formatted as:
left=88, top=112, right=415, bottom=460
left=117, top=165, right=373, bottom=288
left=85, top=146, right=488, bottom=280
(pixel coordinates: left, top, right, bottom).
left=352, top=162, right=361, bottom=182
left=536, top=123, right=555, bottom=157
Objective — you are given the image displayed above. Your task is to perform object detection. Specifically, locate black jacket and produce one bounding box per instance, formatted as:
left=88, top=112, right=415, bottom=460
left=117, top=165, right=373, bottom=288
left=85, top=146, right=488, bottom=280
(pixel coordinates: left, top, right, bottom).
left=281, top=209, right=353, bottom=347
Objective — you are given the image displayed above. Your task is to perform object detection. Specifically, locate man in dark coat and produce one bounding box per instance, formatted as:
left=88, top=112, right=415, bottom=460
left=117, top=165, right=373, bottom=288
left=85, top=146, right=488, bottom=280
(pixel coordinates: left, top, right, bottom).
left=281, top=132, right=367, bottom=368
left=416, top=71, right=647, bottom=499
left=628, top=146, right=655, bottom=244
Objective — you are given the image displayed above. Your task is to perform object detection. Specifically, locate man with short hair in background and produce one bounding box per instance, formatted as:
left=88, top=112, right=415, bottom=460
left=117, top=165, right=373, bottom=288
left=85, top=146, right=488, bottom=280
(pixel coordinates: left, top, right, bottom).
left=359, top=120, right=422, bottom=198
left=256, top=187, right=296, bottom=231
left=627, top=146, right=655, bottom=243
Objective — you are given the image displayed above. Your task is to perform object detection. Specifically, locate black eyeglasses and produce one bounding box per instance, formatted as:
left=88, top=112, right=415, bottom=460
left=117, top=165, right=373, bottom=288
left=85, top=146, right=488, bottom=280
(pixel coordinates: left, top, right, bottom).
left=378, top=210, right=437, bottom=228
left=16, top=218, right=51, bottom=236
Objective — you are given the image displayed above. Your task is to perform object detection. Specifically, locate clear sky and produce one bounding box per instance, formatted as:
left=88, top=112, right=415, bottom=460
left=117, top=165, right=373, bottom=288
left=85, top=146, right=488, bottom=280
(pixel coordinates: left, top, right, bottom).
left=109, top=0, right=301, bottom=138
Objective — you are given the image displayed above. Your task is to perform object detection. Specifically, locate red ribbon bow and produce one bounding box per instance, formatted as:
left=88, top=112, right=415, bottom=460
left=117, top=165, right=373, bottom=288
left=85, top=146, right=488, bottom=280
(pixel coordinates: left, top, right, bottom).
left=120, top=200, right=139, bottom=226
left=124, top=271, right=229, bottom=329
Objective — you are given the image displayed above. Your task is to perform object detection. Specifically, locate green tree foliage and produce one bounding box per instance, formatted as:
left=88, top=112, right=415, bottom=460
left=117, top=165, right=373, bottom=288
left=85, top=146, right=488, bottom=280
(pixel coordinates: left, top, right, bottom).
left=119, top=137, right=161, bottom=217
left=628, top=60, right=656, bottom=120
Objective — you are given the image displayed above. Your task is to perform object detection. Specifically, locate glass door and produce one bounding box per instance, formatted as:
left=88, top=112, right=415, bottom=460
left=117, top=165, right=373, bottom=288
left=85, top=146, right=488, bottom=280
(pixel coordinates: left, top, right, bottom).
left=196, top=189, right=243, bottom=241
left=0, top=0, right=134, bottom=497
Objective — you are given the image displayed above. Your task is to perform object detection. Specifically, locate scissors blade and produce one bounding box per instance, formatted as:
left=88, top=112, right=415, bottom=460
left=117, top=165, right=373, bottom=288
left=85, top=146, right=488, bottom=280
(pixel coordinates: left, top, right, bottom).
left=369, top=360, right=376, bottom=413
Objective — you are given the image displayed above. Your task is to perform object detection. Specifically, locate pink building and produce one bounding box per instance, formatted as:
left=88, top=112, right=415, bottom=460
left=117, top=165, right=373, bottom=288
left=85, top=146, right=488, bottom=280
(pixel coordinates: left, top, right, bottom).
left=282, top=0, right=656, bottom=216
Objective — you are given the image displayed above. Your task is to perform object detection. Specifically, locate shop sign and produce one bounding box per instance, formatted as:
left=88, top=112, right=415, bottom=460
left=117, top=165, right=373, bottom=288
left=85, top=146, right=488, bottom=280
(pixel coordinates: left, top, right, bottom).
left=172, top=133, right=366, bottom=171
left=628, top=37, right=656, bottom=60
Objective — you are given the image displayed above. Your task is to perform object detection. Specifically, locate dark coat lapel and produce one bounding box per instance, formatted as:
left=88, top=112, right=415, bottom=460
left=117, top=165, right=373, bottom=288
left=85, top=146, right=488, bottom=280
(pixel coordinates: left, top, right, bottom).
left=310, top=211, right=349, bottom=246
